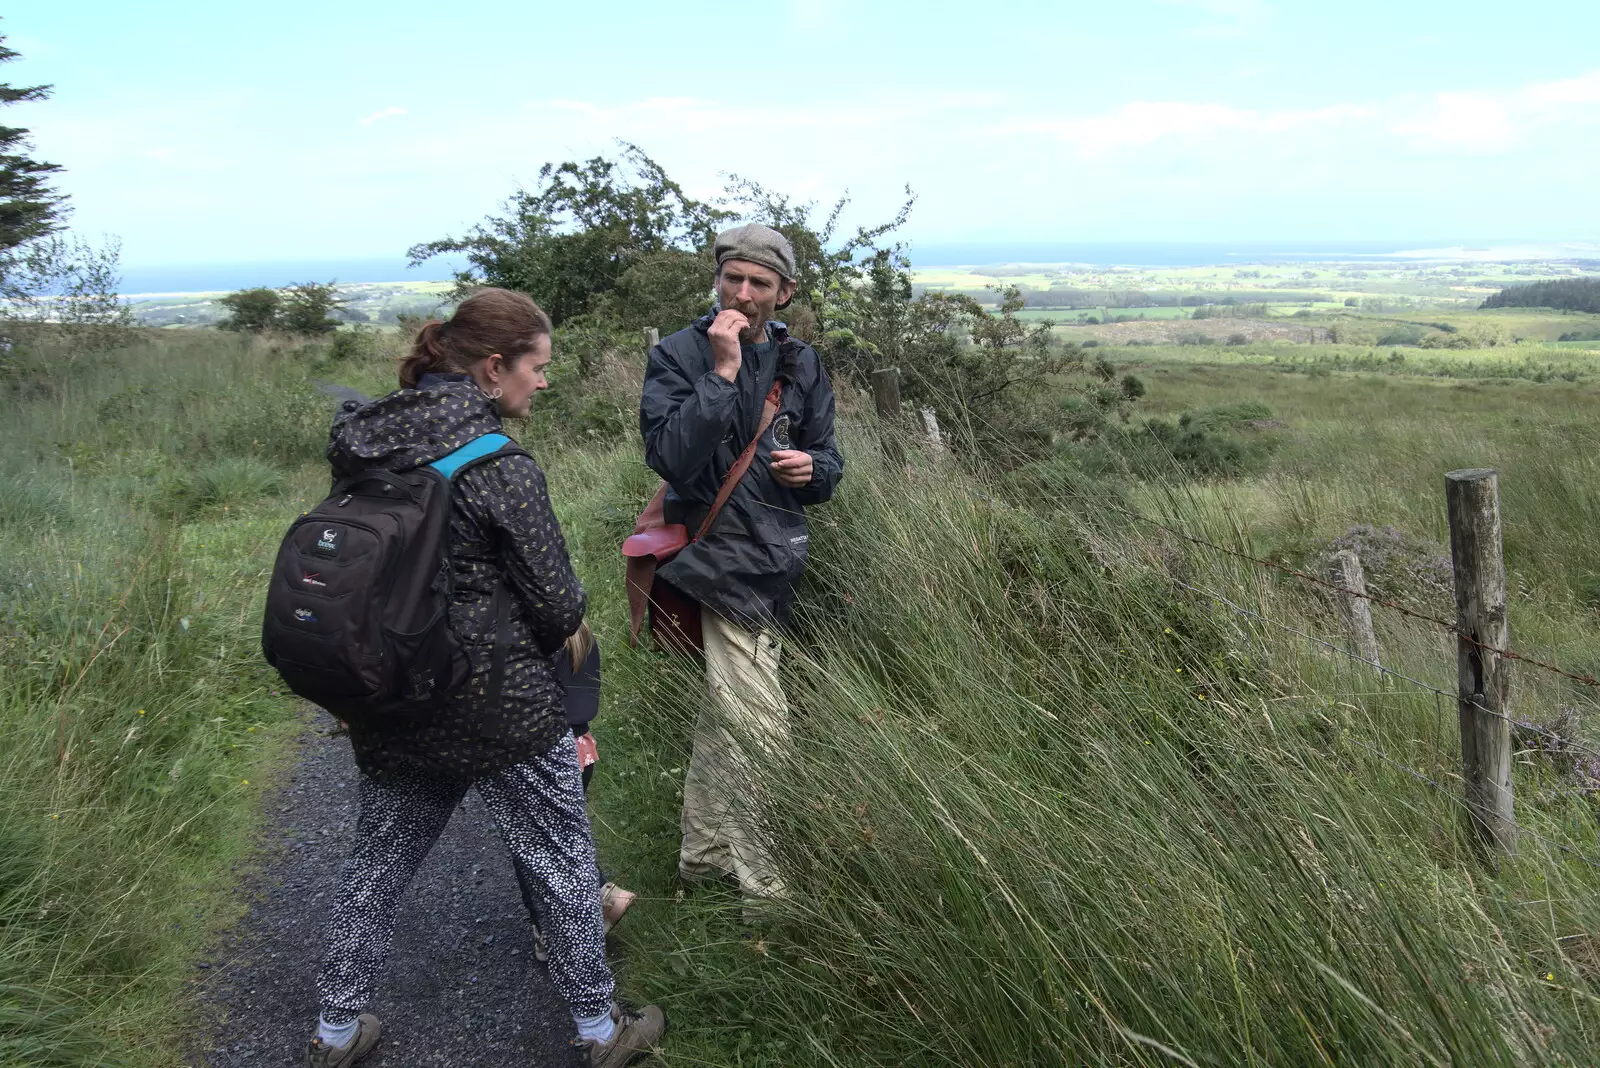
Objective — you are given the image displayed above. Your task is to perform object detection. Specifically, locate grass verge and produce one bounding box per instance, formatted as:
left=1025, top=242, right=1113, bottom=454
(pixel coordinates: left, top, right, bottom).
left=0, top=332, right=327, bottom=1065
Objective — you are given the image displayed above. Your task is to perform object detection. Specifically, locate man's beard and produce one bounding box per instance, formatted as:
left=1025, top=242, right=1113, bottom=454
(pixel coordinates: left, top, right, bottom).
left=734, top=304, right=766, bottom=341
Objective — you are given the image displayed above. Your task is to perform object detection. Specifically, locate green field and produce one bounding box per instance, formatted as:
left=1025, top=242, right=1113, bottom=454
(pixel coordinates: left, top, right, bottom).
left=911, top=257, right=1600, bottom=315
left=8, top=286, right=1600, bottom=1064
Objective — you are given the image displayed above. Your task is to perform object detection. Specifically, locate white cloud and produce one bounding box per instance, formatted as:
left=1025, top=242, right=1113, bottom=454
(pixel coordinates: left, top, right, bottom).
left=995, top=100, right=1370, bottom=157
left=32, top=65, right=1600, bottom=263
left=1390, top=69, right=1600, bottom=154
left=1523, top=69, right=1600, bottom=107
left=360, top=106, right=407, bottom=127
left=1389, top=91, right=1516, bottom=153
left=981, top=67, right=1600, bottom=163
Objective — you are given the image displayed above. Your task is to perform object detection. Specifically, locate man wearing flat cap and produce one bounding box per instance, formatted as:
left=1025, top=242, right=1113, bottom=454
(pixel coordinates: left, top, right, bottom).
left=638, top=223, right=844, bottom=912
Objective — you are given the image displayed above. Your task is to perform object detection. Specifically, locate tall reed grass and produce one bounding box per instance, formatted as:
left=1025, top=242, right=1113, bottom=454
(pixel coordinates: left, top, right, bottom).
left=556, top=413, right=1600, bottom=1066
left=0, top=332, right=324, bottom=1065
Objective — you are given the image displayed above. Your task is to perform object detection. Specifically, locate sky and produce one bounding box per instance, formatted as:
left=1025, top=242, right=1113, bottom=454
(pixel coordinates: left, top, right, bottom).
left=9, top=0, right=1600, bottom=272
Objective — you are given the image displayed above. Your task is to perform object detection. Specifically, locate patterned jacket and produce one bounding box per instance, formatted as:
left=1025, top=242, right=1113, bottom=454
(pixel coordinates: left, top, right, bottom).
left=327, top=373, right=585, bottom=777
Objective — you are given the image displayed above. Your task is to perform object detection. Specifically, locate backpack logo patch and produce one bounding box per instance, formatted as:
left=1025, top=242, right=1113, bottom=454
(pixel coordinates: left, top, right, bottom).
left=313, top=528, right=341, bottom=556
left=771, top=414, right=792, bottom=450
left=293, top=607, right=319, bottom=623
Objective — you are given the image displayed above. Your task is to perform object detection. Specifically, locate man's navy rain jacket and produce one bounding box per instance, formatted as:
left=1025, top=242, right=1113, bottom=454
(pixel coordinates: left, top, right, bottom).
left=639, top=314, right=844, bottom=630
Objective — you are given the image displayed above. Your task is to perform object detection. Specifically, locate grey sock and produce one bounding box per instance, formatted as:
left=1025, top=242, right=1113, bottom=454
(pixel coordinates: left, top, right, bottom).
left=317, top=1014, right=360, bottom=1047
left=573, top=1006, right=616, bottom=1043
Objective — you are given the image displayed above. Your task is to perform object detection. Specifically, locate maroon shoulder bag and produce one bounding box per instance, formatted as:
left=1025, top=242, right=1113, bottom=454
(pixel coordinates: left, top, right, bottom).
left=622, top=380, right=783, bottom=654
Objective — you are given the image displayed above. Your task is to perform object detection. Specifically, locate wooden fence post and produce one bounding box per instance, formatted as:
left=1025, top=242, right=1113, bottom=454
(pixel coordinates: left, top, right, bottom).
left=1446, top=468, right=1516, bottom=854
left=1327, top=549, right=1380, bottom=666
left=871, top=367, right=901, bottom=419
left=872, top=367, right=904, bottom=465
left=643, top=327, right=660, bottom=351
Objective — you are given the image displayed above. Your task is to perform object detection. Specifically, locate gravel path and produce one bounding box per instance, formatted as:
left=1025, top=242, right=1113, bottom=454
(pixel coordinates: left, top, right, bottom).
left=193, top=711, right=580, bottom=1066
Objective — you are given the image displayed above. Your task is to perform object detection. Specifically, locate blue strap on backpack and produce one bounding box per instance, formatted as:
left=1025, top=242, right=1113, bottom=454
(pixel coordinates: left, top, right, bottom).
left=430, top=433, right=515, bottom=704
left=429, top=434, right=510, bottom=478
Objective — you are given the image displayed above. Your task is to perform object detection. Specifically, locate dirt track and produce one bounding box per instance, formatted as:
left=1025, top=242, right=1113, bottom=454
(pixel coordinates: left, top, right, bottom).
left=192, top=711, right=579, bottom=1066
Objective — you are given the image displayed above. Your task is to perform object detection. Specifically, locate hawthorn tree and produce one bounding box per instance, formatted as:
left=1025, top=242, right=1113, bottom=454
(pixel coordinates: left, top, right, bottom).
left=408, top=144, right=726, bottom=327
left=217, top=288, right=282, bottom=332
left=279, top=281, right=344, bottom=335
left=217, top=282, right=343, bottom=335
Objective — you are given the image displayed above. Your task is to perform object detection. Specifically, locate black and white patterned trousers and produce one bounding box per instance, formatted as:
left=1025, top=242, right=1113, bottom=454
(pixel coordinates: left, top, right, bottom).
left=316, top=733, right=614, bottom=1024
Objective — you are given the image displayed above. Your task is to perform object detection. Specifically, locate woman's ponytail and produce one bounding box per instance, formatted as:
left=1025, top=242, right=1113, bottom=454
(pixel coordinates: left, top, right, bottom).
left=398, top=320, right=450, bottom=388
left=395, top=289, right=552, bottom=389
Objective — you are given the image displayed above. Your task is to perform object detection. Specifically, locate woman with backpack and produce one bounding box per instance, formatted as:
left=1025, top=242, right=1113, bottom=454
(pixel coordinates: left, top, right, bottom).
left=303, top=287, right=664, bottom=1067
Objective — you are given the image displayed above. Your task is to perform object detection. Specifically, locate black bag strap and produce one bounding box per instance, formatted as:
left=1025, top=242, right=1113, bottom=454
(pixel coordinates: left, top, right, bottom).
left=484, top=582, right=512, bottom=710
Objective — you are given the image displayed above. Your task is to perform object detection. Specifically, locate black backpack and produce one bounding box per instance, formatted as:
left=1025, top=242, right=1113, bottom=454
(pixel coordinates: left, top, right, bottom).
left=261, top=432, right=522, bottom=726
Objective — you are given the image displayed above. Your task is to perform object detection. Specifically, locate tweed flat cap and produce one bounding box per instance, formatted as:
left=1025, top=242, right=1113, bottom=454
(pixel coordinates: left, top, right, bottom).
left=714, top=224, right=797, bottom=283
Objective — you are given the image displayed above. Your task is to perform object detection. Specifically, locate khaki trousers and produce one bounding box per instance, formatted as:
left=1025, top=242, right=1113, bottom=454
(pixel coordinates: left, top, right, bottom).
left=679, top=609, right=790, bottom=899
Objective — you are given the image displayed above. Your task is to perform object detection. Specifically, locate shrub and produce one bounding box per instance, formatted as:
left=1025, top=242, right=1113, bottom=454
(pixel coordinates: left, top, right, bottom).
left=217, top=282, right=345, bottom=336
left=1419, top=331, right=1472, bottom=349
left=1181, top=401, right=1274, bottom=432
left=1376, top=324, right=1426, bottom=346
left=328, top=326, right=378, bottom=361
left=278, top=281, right=344, bottom=336
left=164, top=456, right=288, bottom=515
left=1075, top=413, right=1278, bottom=481
left=216, top=287, right=281, bottom=333
left=0, top=475, right=72, bottom=529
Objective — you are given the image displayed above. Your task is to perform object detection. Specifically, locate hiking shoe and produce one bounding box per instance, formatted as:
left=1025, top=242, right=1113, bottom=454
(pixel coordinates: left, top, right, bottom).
left=741, top=883, right=792, bottom=928
left=573, top=1003, right=667, bottom=1067
left=533, top=924, right=549, bottom=963
left=305, top=1014, right=381, bottom=1067
left=677, top=861, right=737, bottom=889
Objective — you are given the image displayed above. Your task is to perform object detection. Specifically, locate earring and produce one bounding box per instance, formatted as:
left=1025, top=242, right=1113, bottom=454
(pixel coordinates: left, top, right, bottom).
left=490, top=387, right=503, bottom=400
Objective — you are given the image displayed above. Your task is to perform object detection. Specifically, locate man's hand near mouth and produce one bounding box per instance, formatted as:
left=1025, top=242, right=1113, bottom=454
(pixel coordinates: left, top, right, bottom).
left=709, top=308, right=752, bottom=383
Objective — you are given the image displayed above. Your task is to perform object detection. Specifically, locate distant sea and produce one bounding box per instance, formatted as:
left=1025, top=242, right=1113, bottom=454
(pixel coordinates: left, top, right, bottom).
left=119, top=240, right=1592, bottom=294
left=119, top=257, right=466, bottom=295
